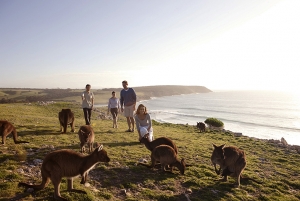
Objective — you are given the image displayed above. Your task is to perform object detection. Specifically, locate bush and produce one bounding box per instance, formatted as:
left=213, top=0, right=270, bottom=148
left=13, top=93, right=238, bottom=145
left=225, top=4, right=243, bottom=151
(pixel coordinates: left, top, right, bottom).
left=204, top=118, right=224, bottom=128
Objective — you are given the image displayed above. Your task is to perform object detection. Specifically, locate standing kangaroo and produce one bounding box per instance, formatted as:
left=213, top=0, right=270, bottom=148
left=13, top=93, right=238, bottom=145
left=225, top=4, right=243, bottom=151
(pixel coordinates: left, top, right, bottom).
left=18, top=145, right=110, bottom=201
left=58, top=109, right=75, bottom=133
left=140, top=134, right=178, bottom=154
left=211, top=144, right=247, bottom=187
left=78, top=125, right=94, bottom=153
left=139, top=145, right=186, bottom=175
left=0, top=120, right=29, bottom=145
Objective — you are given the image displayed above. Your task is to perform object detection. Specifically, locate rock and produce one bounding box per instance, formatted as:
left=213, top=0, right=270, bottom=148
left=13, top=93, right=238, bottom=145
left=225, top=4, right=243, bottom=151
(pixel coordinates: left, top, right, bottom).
left=16, top=168, right=24, bottom=174
left=281, top=137, right=288, bottom=147
left=49, top=145, right=55, bottom=149
left=233, top=132, right=242, bottom=137
left=138, top=158, right=148, bottom=163
left=186, top=188, right=192, bottom=193
left=33, top=159, right=43, bottom=165
left=84, top=183, right=91, bottom=187
left=26, top=188, right=34, bottom=193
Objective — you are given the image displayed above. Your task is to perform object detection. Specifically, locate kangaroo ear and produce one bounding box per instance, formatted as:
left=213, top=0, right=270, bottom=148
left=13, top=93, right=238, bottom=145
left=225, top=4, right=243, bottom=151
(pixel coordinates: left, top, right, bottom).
left=212, top=143, right=217, bottom=148
left=97, top=145, right=103, bottom=151
left=221, top=144, right=226, bottom=149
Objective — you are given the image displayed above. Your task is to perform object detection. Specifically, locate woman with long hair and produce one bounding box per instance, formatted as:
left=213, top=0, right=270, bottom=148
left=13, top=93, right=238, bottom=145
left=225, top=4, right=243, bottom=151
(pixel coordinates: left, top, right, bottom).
left=135, top=104, right=154, bottom=142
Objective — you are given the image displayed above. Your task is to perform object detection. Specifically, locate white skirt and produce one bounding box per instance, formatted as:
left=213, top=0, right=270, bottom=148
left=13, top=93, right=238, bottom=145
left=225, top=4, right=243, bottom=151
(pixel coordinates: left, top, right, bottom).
left=139, top=126, right=154, bottom=141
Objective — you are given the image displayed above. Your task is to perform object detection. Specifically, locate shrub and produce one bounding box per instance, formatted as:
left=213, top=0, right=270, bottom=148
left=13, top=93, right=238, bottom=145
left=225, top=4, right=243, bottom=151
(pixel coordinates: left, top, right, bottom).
left=204, top=118, right=224, bottom=128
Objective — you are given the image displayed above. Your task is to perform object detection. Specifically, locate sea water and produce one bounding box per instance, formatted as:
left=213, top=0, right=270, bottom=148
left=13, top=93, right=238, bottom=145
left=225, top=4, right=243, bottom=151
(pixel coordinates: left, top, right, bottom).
left=139, top=91, right=300, bottom=146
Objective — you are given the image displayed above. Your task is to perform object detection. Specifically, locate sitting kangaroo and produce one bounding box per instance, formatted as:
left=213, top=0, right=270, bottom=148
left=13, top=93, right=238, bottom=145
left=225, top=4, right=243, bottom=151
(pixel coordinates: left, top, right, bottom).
left=211, top=144, right=247, bottom=187
left=140, top=134, right=178, bottom=154
left=78, top=125, right=94, bottom=153
left=18, top=145, right=110, bottom=201
left=139, top=145, right=186, bottom=175
left=0, top=120, right=29, bottom=145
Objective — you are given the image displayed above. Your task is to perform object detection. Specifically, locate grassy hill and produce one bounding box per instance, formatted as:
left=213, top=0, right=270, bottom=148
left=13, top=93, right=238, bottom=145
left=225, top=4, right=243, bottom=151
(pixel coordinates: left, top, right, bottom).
left=0, top=85, right=211, bottom=105
left=0, top=102, right=299, bottom=200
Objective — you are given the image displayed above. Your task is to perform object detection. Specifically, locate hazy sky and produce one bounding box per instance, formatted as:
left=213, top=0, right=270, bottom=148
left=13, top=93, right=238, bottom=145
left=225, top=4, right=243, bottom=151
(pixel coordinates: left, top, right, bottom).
left=1, top=0, right=299, bottom=91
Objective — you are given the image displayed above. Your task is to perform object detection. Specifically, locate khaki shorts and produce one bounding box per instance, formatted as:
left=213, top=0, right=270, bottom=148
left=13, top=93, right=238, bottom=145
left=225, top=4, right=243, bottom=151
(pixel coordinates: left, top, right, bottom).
left=124, top=104, right=135, bottom=117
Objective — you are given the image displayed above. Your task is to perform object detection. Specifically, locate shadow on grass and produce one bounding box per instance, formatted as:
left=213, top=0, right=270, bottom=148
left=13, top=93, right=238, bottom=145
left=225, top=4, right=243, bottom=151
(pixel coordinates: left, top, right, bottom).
left=103, top=141, right=141, bottom=147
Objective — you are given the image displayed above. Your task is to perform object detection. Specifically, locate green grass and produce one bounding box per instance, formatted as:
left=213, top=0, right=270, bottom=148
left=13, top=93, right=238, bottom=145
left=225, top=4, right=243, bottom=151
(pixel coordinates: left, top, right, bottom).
left=0, top=102, right=300, bottom=200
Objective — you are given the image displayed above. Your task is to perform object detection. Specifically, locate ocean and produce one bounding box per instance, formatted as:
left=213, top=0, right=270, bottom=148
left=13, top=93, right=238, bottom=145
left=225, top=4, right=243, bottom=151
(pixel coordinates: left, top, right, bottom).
left=139, top=91, right=300, bottom=146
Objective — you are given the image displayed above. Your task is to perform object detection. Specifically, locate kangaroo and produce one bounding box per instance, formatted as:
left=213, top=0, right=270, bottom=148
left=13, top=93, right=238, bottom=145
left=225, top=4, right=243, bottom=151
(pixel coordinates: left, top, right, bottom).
left=18, top=145, right=110, bottom=201
left=140, top=134, right=178, bottom=154
left=211, top=144, right=247, bottom=187
left=0, top=120, right=29, bottom=145
left=197, top=122, right=206, bottom=132
left=139, top=145, right=186, bottom=175
left=58, top=109, right=75, bottom=133
left=78, top=125, right=94, bottom=153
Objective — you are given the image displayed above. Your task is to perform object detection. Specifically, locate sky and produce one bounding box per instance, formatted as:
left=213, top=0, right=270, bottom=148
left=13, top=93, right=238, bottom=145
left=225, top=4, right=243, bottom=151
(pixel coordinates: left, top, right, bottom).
left=1, top=0, right=300, bottom=92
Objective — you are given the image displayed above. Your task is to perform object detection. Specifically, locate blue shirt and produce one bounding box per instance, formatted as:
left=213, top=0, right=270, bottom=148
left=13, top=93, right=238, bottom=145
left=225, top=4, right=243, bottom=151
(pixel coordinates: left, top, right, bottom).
left=120, top=88, right=136, bottom=107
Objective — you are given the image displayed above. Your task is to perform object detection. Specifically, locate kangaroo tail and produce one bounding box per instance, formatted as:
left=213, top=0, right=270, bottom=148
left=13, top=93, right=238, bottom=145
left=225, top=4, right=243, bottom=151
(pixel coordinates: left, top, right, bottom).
left=14, top=141, right=29, bottom=144
left=63, top=112, right=68, bottom=133
left=18, top=176, right=50, bottom=190
left=12, top=128, right=29, bottom=144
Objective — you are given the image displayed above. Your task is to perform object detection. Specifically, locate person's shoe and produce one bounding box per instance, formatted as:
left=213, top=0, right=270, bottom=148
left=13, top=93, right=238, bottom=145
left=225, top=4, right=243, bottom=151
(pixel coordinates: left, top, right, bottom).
left=131, top=129, right=135, bottom=132
left=125, top=129, right=131, bottom=132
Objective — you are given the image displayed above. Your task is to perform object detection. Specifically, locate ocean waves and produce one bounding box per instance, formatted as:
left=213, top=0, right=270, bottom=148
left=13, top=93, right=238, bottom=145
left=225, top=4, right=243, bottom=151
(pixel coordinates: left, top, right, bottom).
left=143, top=91, right=300, bottom=145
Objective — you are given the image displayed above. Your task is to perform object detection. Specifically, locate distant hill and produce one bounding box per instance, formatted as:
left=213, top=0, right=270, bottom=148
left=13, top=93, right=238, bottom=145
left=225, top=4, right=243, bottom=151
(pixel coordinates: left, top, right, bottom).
left=0, top=85, right=212, bottom=104
left=102, top=85, right=212, bottom=101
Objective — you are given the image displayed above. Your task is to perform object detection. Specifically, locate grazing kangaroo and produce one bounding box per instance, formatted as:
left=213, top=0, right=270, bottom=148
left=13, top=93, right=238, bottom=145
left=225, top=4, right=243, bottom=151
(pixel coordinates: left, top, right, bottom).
left=58, top=109, right=75, bottom=133
left=211, top=144, right=248, bottom=187
left=139, top=145, right=186, bottom=175
left=0, top=120, right=29, bottom=145
left=78, top=125, right=94, bottom=153
left=18, top=145, right=110, bottom=201
left=140, top=134, right=178, bottom=154
left=196, top=122, right=206, bottom=132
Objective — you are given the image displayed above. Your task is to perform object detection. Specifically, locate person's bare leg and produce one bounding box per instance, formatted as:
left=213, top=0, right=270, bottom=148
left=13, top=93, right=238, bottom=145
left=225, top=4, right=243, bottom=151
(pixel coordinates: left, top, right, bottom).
left=130, top=117, right=135, bottom=131
left=126, top=117, right=131, bottom=130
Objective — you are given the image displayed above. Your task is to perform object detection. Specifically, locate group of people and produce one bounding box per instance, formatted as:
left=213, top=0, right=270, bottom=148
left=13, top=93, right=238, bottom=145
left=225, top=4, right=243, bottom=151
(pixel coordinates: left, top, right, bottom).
left=81, top=80, right=154, bottom=142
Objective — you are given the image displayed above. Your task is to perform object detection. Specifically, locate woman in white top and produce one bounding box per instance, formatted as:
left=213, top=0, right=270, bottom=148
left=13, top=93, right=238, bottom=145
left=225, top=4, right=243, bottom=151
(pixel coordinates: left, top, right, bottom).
left=107, top=91, right=120, bottom=128
left=135, top=104, right=154, bottom=142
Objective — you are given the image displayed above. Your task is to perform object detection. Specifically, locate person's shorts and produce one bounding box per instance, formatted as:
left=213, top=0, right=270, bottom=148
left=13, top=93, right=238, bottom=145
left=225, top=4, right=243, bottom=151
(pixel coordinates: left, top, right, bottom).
left=124, top=104, right=135, bottom=117
left=110, top=108, right=118, bottom=119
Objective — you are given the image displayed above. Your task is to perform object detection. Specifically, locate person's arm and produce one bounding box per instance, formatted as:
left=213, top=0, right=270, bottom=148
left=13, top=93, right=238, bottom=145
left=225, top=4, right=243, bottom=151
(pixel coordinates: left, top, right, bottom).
left=120, top=91, right=124, bottom=112
left=91, top=92, right=94, bottom=109
left=132, top=88, right=137, bottom=110
left=107, top=99, right=111, bottom=114
left=147, top=113, right=152, bottom=131
left=81, top=92, right=85, bottom=101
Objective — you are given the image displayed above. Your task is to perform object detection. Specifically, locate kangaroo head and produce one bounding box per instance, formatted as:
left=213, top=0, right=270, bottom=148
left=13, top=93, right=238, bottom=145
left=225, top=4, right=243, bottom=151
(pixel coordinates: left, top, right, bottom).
left=212, top=144, right=226, bottom=161
left=80, top=129, right=91, bottom=142
left=180, top=158, right=186, bottom=175
left=95, top=145, right=110, bottom=163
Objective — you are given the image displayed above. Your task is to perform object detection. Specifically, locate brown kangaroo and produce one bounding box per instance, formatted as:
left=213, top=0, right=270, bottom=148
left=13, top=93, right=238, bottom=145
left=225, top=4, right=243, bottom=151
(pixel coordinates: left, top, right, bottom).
left=58, top=109, right=75, bottom=133
left=78, top=125, right=94, bottom=153
left=18, top=145, right=110, bottom=201
left=139, top=145, right=186, bottom=175
left=0, top=120, right=29, bottom=145
left=211, top=144, right=247, bottom=187
left=140, top=134, right=178, bottom=154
